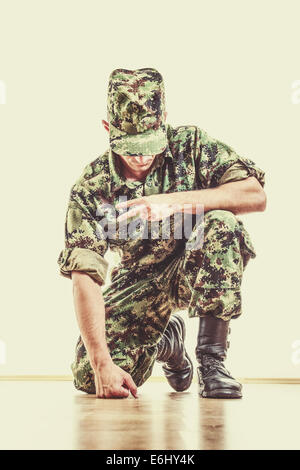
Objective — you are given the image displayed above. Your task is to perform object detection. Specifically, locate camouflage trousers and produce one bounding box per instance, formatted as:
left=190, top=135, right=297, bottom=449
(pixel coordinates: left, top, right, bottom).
left=72, top=210, right=256, bottom=393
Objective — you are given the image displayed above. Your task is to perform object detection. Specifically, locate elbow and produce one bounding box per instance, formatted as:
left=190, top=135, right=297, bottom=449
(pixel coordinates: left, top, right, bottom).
left=256, top=188, right=267, bottom=212
left=249, top=177, right=267, bottom=212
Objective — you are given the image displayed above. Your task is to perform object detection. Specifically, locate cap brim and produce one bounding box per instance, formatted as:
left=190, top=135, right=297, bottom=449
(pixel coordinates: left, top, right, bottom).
left=110, top=127, right=168, bottom=157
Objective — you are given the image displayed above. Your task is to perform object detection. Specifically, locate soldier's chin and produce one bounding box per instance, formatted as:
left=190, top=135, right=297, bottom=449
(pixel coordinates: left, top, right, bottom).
left=135, top=162, right=152, bottom=167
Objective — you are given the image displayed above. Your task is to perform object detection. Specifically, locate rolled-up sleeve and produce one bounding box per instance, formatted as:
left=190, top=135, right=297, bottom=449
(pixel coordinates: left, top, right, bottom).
left=194, top=127, right=265, bottom=189
left=57, top=184, right=109, bottom=286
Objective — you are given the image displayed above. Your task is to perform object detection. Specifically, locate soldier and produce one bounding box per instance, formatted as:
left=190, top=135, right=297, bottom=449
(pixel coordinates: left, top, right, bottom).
left=58, top=68, right=266, bottom=399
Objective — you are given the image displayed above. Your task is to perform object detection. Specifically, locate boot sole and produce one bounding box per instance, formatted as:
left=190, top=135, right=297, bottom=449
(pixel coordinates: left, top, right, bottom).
left=170, top=351, right=194, bottom=392
left=200, top=388, right=242, bottom=399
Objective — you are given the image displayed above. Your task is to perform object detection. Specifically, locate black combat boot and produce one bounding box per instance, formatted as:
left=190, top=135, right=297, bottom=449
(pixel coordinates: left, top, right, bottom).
left=156, top=313, right=193, bottom=392
left=195, top=315, right=242, bottom=398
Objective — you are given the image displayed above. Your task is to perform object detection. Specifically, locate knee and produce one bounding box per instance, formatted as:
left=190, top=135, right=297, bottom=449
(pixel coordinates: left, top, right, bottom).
left=204, top=210, right=239, bottom=232
left=72, top=367, right=96, bottom=394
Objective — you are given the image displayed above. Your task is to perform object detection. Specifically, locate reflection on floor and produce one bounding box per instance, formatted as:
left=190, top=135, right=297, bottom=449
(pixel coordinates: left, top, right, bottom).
left=0, top=380, right=299, bottom=450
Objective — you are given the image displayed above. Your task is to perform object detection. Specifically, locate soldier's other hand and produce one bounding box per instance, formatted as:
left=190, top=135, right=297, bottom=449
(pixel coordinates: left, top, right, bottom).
left=92, top=360, right=138, bottom=399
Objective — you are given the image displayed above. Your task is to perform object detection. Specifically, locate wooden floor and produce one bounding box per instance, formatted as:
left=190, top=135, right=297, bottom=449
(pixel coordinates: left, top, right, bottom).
left=0, top=380, right=299, bottom=450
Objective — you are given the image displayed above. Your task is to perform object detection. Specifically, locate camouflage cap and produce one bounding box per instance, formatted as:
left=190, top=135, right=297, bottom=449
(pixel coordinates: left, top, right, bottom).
left=107, top=68, right=168, bottom=157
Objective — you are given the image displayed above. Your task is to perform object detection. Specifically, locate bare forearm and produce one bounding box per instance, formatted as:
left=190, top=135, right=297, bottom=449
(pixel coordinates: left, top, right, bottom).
left=170, top=177, right=266, bottom=215
left=71, top=271, right=111, bottom=366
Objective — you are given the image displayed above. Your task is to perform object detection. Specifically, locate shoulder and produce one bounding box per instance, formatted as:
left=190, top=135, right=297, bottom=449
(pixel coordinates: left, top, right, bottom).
left=68, top=149, right=111, bottom=207
left=166, top=124, right=199, bottom=160
left=166, top=123, right=220, bottom=150
left=74, top=149, right=110, bottom=187
left=72, top=149, right=111, bottom=195
left=167, top=123, right=198, bottom=144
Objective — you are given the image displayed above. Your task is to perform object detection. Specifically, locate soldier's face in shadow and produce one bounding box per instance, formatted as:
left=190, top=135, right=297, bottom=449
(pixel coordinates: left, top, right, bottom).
left=101, top=112, right=168, bottom=177
left=116, top=153, right=157, bottom=174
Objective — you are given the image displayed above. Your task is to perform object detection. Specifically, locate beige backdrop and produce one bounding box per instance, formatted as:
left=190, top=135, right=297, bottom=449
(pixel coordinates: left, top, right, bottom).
left=0, top=0, right=299, bottom=378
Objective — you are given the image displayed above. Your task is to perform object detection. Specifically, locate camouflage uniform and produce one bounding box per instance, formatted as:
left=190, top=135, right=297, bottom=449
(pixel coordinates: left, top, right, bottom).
left=58, top=123, right=265, bottom=393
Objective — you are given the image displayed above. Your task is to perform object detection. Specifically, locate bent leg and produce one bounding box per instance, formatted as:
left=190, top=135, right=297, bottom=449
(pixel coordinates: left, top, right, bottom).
left=176, top=209, right=257, bottom=320
left=71, top=266, right=173, bottom=394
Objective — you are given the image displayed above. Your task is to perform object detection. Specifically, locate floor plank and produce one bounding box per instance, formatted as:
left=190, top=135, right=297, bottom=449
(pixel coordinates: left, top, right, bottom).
left=0, top=380, right=299, bottom=450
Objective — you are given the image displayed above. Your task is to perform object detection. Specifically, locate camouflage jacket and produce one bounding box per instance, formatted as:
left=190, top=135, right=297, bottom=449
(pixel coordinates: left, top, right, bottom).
left=57, top=123, right=265, bottom=286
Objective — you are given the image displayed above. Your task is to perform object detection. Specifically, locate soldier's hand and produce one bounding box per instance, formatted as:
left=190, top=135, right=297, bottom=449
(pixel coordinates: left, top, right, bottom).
left=92, top=360, right=138, bottom=399
left=116, top=195, right=183, bottom=223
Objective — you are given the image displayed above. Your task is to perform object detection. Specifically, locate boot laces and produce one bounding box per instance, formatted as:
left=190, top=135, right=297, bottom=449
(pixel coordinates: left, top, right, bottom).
left=201, top=354, right=231, bottom=376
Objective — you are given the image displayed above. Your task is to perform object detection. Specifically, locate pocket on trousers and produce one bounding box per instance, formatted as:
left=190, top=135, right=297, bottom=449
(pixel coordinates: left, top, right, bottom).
left=236, top=217, right=257, bottom=268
